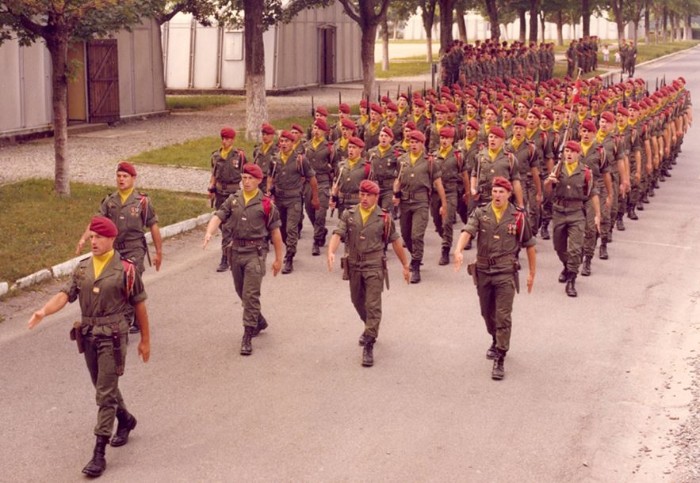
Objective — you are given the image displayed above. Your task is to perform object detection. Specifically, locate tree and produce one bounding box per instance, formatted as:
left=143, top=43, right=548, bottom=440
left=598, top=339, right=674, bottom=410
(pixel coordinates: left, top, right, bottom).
left=420, top=0, right=438, bottom=63
left=483, top=0, right=501, bottom=41
left=150, top=0, right=217, bottom=25
left=337, top=0, right=391, bottom=98
left=528, top=0, right=539, bottom=42
left=438, top=0, right=455, bottom=53
left=382, top=0, right=418, bottom=70
left=0, top=0, right=153, bottom=196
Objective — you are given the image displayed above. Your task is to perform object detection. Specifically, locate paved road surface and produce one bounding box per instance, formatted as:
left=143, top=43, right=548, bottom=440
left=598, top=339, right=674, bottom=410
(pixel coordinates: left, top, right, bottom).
left=1, top=48, right=700, bottom=482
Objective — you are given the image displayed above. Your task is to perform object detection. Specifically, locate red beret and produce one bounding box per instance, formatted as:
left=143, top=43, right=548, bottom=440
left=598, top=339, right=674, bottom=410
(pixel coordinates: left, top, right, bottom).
left=386, top=101, right=398, bottom=112
left=467, top=99, right=479, bottom=108
left=261, top=123, right=275, bottom=135
left=359, top=179, right=380, bottom=195
left=370, top=102, right=384, bottom=114
left=445, top=101, right=457, bottom=112
left=316, top=106, right=328, bottom=117
left=380, top=126, right=394, bottom=139
left=381, top=95, right=391, bottom=103
left=533, top=98, right=545, bottom=107
left=404, top=121, right=417, bottom=130
left=553, top=105, right=566, bottom=113
left=220, top=126, right=236, bottom=139
left=564, top=140, right=581, bottom=153
left=502, top=103, right=516, bottom=115
left=399, top=92, right=409, bottom=100
left=339, top=103, right=351, bottom=114
left=541, top=109, right=554, bottom=121
left=341, top=118, right=356, bottom=130
left=314, top=118, right=329, bottom=132
left=617, top=105, right=629, bottom=117
left=513, top=118, right=527, bottom=128
left=413, top=98, right=426, bottom=108
left=489, top=126, right=506, bottom=139
left=290, top=123, right=304, bottom=134
left=408, top=130, right=426, bottom=143
left=601, top=111, right=615, bottom=123
left=243, top=163, right=263, bottom=180
left=576, top=98, right=589, bottom=106
left=116, top=161, right=137, bottom=177
left=434, top=103, right=449, bottom=113
left=280, top=130, right=295, bottom=141
left=529, top=108, right=542, bottom=119
left=629, top=102, right=641, bottom=110
left=581, top=119, right=597, bottom=132
left=360, top=99, right=368, bottom=108
left=89, top=216, right=118, bottom=238
left=492, top=176, right=512, bottom=192
left=439, top=126, right=455, bottom=138
left=466, top=119, right=480, bottom=131
left=485, top=103, right=499, bottom=114
left=348, top=136, right=365, bottom=148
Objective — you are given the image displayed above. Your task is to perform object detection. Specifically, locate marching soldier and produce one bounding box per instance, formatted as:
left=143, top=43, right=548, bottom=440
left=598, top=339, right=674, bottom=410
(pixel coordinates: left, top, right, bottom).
left=252, top=123, right=278, bottom=191
left=471, top=127, right=525, bottom=209
left=203, top=164, right=284, bottom=355
left=454, top=177, right=537, bottom=381
left=330, top=136, right=370, bottom=217
left=304, top=118, right=336, bottom=256
left=367, top=126, right=399, bottom=211
left=327, top=180, right=410, bottom=367
left=31, top=216, right=151, bottom=477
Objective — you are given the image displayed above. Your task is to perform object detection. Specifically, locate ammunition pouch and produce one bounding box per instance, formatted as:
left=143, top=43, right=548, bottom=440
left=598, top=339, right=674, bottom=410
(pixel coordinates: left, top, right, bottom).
left=111, top=322, right=125, bottom=377
left=467, top=262, right=478, bottom=286
left=69, top=321, right=85, bottom=354
left=340, top=255, right=350, bottom=281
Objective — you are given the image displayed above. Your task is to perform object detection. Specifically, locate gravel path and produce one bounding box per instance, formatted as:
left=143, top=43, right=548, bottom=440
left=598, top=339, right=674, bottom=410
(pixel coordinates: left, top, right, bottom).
left=0, top=76, right=430, bottom=192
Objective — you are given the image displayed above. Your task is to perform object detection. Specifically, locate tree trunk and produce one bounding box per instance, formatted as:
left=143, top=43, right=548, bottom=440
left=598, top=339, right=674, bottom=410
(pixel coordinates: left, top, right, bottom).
left=644, top=1, right=650, bottom=43
left=528, top=0, right=538, bottom=43
left=361, top=23, right=377, bottom=99
left=556, top=11, right=564, bottom=46
left=581, top=0, right=590, bottom=37
left=632, top=20, right=639, bottom=43
left=426, top=32, right=434, bottom=64
left=485, top=0, right=499, bottom=42
left=438, top=0, right=455, bottom=54
left=456, top=4, right=467, bottom=41
left=47, top=36, right=70, bottom=196
left=381, top=17, right=389, bottom=71
left=684, top=14, right=692, bottom=41
left=518, top=9, right=527, bottom=43
left=540, top=13, right=545, bottom=43
left=662, top=5, right=668, bottom=42
left=244, top=0, right=267, bottom=143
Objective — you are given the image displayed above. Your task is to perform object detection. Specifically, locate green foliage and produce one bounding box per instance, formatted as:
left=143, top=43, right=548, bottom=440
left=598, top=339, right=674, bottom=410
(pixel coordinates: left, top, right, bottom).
left=212, top=0, right=330, bottom=30
left=0, top=179, right=207, bottom=283
left=166, top=95, right=242, bottom=110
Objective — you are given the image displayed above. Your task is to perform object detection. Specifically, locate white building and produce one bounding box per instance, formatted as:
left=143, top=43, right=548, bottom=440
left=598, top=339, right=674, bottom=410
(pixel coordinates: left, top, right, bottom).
left=162, top=1, right=363, bottom=92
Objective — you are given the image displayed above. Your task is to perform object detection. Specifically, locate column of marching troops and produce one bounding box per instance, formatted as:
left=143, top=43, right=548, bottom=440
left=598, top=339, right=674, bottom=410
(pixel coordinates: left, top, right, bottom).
left=26, top=71, right=691, bottom=477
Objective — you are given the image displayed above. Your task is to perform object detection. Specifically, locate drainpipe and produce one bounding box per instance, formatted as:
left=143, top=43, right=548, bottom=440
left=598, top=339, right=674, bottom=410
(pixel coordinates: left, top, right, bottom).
left=188, top=17, right=197, bottom=88
left=215, top=24, right=223, bottom=89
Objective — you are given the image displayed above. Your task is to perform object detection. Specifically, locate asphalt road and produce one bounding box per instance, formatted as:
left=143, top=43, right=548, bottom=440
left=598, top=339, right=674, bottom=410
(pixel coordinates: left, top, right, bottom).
left=2, top=48, right=700, bottom=482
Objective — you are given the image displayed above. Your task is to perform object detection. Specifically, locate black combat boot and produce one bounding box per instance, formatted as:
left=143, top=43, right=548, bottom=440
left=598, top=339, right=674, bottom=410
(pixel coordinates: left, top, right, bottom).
left=438, top=247, right=450, bottom=266
left=581, top=256, right=592, bottom=276
left=240, top=326, right=253, bottom=355
left=642, top=190, right=650, bottom=204
left=558, top=268, right=568, bottom=283
left=251, top=314, right=268, bottom=337
left=82, top=435, right=109, bottom=477
left=216, top=252, right=228, bottom=272
left=409, top=260, right=421, bottom=284
left=281, top=256, right=294, bottom=274
left=362, top=337, right=375, bottom=367
left=491, top=352, right=505, bottom=380
left=599, top=241, right=609, bottom=260
left=616, top=213, right=626, bottom=231
left=636, top=200, right=644, bottom=211
left=540, top=221, right=551, bottom=240
left=320, top=228, right=329, bottom=247
left=110, top=409, right=137, bottom=447
left=311, top=243, right=320, bottom=256
left=486, top=339, right=498, bottom=360
left=627, top=206, right=638, bottom=220
left=565, top=272, right=578, bottom=297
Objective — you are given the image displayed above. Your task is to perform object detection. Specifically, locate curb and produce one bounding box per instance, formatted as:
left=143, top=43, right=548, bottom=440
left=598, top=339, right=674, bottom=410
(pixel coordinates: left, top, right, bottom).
left=0, top=212, right=213, bottom=297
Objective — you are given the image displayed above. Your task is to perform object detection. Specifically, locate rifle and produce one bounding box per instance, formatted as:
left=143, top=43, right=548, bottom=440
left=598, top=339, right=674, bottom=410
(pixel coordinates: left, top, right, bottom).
left=550, top=68, right=583, bottom=180
left=311, top=95, right=315, bottom=118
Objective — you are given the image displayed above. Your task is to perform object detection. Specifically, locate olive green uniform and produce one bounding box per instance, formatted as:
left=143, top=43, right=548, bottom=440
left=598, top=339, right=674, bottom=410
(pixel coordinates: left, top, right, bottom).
left=215, top=191, right=282, bottom=328
left=303, top=139, right=335, bottom=247
left=211, top=148, right=245, bottom=250
left=334, top=206, right=399, bottom=339
left=430, top=147, right=466, bottom=251
left=368, top=145, right=399, bottom=211
left=63, top=254, right=146, bottom=437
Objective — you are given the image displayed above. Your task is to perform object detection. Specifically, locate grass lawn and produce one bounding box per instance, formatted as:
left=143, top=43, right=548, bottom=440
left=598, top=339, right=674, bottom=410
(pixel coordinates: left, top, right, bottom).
left=375, top=58, right=432, bottom=79
left=0, top=179, right=208, bottom=284
left=166, top=95, right=242, bottom=111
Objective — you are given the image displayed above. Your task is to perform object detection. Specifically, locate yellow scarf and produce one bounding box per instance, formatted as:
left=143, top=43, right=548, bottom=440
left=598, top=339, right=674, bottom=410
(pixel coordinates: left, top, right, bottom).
left=359, top=115, right=368, bottom=125
left=378, top=145, right=391, bottom=156
left=501, top=119, right=513, bottom=130
left=488, top=147, right=501, bottom=161
left=386, top=118, right=396, bottom=128
left=595, top=129, right=607, bottom=144
left=358, top=204, right=376, bottom=225
left=339, top=138, right=349, bottom=150
left=580, top=141, right=593, bottom=157
left=525, top=127, right=537, bottom=140
left=280, top=151, right=291, bottom=165
left=511, top=137, right=524, bottom=151
left=491, top=203, right=506, bottom=223
left=578, top=112, right=587, bottom=123
left=565, top=161, right=578, bottom=176
left=312, top=136, right=325, bottom=150
left=260, top=142, right=272, bottom=155
left=243, top=188, right=259, bottom=206
left=118, top=187, right=134, bottom=205
left=369, top=122, right=380, bottom=134
left=439, top=146, right=452, bottom=159
left=553, top=120, right=563, bottom=132
left=401, top=139, right=410, bottom=151
left=617, top=121, right=628, bottom=132
left=347, top=156, right=361, bottom=169
left=464, top=137, right=476, bottom=151
left=409, top=151, right=422, bottom=165
left=220, top=145, right=233, bottom=160
left=93, top=249, right=115, bottom=279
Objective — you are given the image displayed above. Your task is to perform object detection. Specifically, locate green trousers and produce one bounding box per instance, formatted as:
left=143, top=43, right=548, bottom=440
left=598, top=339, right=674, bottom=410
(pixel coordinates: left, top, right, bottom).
left=476, top=272, right=516, bottom=353
left=349, top=266, right=384, bottom=339
left=230, top=248, right=267, bottom=327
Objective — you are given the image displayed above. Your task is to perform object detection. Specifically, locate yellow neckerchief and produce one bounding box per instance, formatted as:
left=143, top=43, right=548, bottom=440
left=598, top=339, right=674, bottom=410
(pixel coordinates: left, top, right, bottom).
left=439, top=145, right=452, bottom=159
left=243, top=188, right=259, bottom=206
left=578, top=112, right=587, bottom=123
left=409, top=151, right=422, bottom=165
left=339, top=137, right=349, bottom=150
left=359, top=114, right=369, bottom=125
left=413, top=113, right=423, bottom=123
left=398, top=107, right=406, bottom=117
left=565, top=161, right=579, bottom=176
left=119, top=187, right=134, bottom=204
left=435, top=121, right=445, bottom=132
left=311, top=136, right=325, bottom=150
left=369, top=122, right=380, bottom=133
left=501, top=119, right=513, bottom=130
left=401, top=139, right=410, bottom=150
left=525, top=127, right=537, bottom=140
left=260, top=141, right=273, bottom=155
left=466, top=113, right=476, bottom=121
left=628, top=118, right=638, bottom=127
left=491, top=202, right=507, bottom=223
left=347, top=156, right=361, bottom=169
left=511, top=136, right=524, bottom=151
left=464, top=136, right=476, bottom=150
left=488, top=146, right=502, bottom=161
left=378, top=145, right=391, bottom=156
left=93, top=249, right=115, bottom=279
left=293, top=141, right=301, bottom=152
left=596, top=129, right=607, bottom=144
left=580, top=140, right=593, bottom=157
left=280, top=150, right=291, bottom=165
left=220, top=145, right=233, bottom=160
left=591, top=109, right=600, bottom=118
left=484, top=123, right=492, bottom=134
left=616, top=120, right=628, bottom=132
left=386, top=118, right=396, bottom=128
left=359, top=204, right=376, bottom=225
left=553, top=120, right=563, bottom=132
left=425, top=111, right=432, bottom=120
